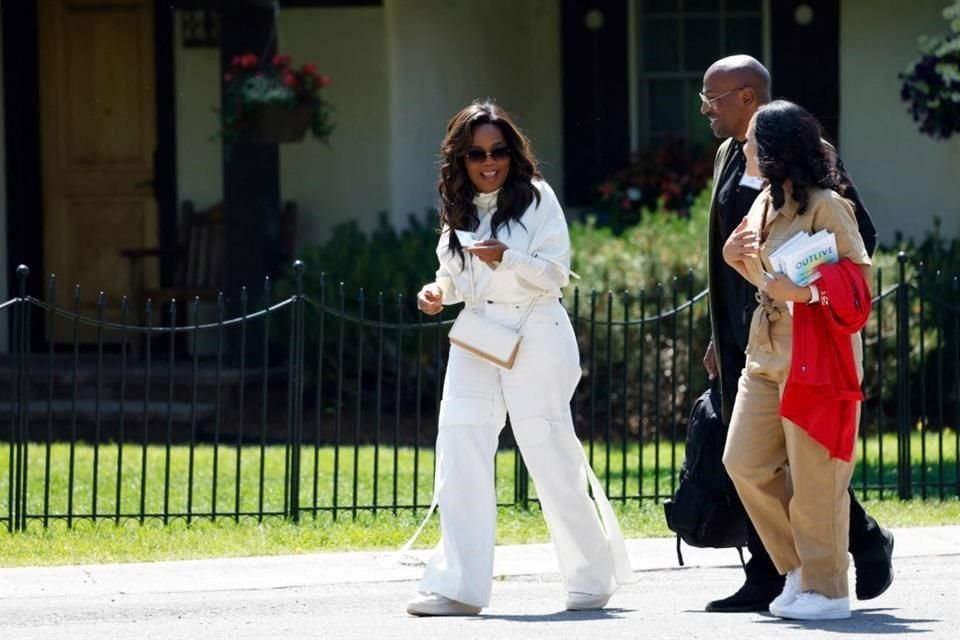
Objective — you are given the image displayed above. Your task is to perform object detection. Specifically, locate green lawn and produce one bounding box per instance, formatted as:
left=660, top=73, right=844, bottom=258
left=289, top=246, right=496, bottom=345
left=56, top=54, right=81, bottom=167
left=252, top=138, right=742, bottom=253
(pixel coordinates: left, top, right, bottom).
left=1, top=432, right=957, bottom=567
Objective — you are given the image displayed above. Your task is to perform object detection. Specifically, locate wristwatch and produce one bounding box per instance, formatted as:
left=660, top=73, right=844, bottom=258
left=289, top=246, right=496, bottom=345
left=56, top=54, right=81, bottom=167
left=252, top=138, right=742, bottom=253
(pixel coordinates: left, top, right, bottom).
left=807, top=284, right=821, bottom=304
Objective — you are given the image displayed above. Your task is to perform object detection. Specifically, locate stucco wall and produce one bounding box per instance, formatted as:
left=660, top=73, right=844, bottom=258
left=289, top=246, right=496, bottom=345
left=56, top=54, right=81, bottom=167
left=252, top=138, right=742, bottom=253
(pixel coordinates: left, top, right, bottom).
left=385, top=0, right=563, bottom=229
left=172, top=2, right=563, bottom=249
left=840, top=0, right=960, bottom=244
left=278, top=7, right=390, bottom=244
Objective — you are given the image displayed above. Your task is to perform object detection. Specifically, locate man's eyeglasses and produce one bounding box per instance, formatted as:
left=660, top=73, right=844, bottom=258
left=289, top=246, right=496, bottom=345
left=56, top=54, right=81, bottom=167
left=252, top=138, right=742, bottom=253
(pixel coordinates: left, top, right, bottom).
left=698, top=86, right=746, bottom=108
left=464, top=147, right=511, bottom=163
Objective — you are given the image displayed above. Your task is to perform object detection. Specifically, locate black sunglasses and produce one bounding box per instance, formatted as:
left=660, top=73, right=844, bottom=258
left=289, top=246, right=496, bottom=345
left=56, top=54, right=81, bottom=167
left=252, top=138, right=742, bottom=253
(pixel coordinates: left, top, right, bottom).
left=464, top=146, right=511, bottom=163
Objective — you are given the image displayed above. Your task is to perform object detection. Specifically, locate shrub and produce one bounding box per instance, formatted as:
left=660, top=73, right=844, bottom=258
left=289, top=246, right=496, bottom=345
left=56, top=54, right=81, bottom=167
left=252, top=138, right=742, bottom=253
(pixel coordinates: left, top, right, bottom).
left=899, top=1, right=960, bottom=139
left=592, top=137, right=717, bottom=232
left=570, top=184, right=710, bottom=296
left=283, top=210, right=439, bottom=306
left=568, top=187, right=713, bottom=440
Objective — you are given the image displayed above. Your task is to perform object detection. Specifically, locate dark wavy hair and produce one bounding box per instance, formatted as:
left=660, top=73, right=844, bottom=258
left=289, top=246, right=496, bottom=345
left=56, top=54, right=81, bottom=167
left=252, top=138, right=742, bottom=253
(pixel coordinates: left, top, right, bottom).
left=438, top=101, right=542, bottom=264
left=753, top=100, right=841, bottom=214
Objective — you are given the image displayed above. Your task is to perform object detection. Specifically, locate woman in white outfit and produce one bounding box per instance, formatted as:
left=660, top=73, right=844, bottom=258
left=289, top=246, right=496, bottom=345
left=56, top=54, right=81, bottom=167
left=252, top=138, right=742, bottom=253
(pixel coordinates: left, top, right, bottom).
left=407, top=101, right=634, bottom=617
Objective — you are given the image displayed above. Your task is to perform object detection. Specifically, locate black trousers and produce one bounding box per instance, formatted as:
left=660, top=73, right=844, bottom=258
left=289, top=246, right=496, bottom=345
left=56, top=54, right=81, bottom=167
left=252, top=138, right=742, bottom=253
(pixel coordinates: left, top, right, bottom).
left=718, top=340, right=883, bottom=586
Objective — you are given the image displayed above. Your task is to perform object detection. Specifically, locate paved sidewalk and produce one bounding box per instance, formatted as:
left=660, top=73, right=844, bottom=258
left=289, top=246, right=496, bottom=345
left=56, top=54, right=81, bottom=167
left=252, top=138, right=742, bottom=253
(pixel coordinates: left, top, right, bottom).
left=3, top=525, right=957, bottom=597
left=1, top=526, right=958, bottom=639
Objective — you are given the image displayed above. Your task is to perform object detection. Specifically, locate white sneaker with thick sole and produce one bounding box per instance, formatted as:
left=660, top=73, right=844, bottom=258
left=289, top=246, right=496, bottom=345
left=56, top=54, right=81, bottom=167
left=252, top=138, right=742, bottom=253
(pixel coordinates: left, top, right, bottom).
left=768, top=569, right=802, bottom=615
left=406, top=592, right=482, bottom=617
left=565, top=592, right=612, bottom=611
left=772, top=591, right=851, bottom=620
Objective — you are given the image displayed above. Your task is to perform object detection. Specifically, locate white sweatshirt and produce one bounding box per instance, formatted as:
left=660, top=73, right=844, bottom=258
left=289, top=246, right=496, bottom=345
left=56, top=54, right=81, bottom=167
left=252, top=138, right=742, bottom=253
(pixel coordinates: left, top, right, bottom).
left=434, top=179, right=572, bottom=306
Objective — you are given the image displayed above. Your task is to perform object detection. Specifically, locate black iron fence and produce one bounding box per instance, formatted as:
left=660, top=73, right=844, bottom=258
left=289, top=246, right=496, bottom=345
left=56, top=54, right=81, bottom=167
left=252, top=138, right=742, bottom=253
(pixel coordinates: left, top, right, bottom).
left=2, top=255, right=958, bottom=532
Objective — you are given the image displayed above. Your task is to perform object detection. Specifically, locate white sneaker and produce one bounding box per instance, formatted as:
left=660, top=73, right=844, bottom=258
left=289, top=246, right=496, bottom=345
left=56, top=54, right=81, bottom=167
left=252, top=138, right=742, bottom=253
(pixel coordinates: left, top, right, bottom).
left=772, top=591, right=851, bottom=620
left=768, top=569, right=802, bottom=615
left=406, top=592, right=481, bottom=616
left=565, top=592, right=612, bottom=611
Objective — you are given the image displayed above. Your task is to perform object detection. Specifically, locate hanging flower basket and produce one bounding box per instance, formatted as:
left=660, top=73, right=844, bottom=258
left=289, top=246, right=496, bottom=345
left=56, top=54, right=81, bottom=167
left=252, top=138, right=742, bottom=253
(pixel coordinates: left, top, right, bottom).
left=219, top=53, right=334, bottom=149
left=237, top=102, right=318, bottom=144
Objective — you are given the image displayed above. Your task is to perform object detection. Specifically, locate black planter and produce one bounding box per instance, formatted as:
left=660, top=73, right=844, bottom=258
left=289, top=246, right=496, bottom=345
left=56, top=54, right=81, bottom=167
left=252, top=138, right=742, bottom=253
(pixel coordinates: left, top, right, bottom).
left=237, top=103, right=316, bottom=144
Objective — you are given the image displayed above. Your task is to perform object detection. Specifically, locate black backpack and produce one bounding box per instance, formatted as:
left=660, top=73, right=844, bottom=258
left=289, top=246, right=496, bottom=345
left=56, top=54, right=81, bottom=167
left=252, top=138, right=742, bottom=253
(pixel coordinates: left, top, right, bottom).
left=663, top=383, right=748, bottom=566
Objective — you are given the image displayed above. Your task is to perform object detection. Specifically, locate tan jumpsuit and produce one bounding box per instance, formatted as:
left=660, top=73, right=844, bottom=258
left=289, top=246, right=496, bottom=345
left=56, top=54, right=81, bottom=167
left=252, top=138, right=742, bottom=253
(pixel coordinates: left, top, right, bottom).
left=722, top=186, right=871, bottom=598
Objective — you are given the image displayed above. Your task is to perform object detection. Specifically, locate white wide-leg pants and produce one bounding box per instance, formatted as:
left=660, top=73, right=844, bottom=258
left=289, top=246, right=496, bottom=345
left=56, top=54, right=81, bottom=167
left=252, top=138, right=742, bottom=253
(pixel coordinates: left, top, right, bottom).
left=418, top=300, right=632, bottom=607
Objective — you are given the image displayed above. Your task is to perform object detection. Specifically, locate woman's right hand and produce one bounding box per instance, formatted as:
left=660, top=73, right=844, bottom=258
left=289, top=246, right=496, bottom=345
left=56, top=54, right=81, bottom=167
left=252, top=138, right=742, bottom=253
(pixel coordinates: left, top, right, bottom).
left=722, top=216, right=758, bottom=269
left=417, top=283, right=443, bottom=315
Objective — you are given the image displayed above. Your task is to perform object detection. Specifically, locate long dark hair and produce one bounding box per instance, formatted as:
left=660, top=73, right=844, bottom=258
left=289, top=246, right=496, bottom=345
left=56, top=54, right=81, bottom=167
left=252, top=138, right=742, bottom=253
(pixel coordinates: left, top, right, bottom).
left=438, top=101, right=542, bottom=264
left=754, top=100, right=841, bottom=214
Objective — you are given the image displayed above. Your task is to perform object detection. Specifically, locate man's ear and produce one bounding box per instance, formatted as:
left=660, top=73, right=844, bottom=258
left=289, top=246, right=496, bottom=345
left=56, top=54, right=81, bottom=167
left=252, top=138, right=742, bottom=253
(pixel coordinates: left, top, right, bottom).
left=742, top=87, right=756, bottom=106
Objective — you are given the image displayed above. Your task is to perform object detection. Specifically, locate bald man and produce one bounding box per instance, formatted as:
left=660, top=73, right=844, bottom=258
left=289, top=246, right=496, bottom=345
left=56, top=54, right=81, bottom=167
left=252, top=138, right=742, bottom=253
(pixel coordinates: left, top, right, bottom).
left=699, top=55, right=894, bottom=613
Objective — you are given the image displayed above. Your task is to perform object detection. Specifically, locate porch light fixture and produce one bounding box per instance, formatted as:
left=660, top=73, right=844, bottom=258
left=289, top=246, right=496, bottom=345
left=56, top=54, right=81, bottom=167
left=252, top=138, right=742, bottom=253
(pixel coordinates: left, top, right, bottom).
left=794, top=4, right=814, bottom=27
left=182, top=9, right=220, bottom=48
left=584, top=9, right=604, bottom=31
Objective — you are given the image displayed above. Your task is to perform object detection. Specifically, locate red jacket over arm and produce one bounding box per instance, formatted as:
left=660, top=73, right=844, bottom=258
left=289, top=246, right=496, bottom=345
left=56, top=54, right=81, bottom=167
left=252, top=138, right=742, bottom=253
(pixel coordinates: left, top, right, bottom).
left=780, top=259, right=872, bottom=461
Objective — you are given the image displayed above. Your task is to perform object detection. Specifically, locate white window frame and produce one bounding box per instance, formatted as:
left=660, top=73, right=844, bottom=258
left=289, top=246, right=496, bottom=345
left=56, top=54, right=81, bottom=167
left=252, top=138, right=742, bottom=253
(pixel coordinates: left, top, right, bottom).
left=628, top=0, right=771, bottom=151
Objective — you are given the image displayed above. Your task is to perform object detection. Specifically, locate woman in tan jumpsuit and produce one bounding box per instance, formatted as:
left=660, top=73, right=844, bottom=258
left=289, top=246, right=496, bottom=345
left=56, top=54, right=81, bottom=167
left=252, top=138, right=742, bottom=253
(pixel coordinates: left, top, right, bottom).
left=721, top=100, right=872, bottom=621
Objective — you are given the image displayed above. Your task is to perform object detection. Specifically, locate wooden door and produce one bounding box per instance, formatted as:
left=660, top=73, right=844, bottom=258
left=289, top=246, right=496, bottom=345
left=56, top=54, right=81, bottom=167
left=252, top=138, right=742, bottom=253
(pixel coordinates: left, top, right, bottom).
left=39, top=0, right=157, bottom=341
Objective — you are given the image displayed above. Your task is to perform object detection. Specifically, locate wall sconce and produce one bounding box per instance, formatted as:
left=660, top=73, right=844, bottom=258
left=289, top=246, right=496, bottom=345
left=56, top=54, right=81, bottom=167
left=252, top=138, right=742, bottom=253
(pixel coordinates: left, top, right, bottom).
left=182, top=9, right=220, bottom=48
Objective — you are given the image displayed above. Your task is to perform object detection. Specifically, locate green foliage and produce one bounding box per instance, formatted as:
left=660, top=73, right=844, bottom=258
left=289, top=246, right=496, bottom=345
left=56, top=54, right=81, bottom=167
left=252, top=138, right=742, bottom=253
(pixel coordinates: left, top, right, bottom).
left=884, top=217, right=960, bottom=280
left=570, top=185, right=711, bottom=296
left=273, top=187, right=957, bottom=441
left=869, top=221, right=960, bottom=429
left=899, top=0, right=960, bottom=139
left=284, top=210, right=439, bottom=306
left=592, top=137, right=717, bottom=232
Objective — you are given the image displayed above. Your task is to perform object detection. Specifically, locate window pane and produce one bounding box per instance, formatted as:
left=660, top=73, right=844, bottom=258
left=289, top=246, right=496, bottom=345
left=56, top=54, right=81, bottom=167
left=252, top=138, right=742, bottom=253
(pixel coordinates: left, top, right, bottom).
left=725, top=16, right=763, bottom=58
left=726, top=0, right=761, bottom=11
left=686, top=79, right=715, bottom=145
left=684, top=17, right=720, bottom=71
left=685, top=0, right=719, bottom=11
left=643, top=0, right=677, bottom=13
left=649, top=78, right=685, bottom=134
left=643, top=18, right=679, bottom=71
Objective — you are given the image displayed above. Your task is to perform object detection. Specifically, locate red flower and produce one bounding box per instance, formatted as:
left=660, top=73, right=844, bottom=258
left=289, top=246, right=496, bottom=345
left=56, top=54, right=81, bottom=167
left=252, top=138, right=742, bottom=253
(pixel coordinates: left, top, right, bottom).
left=219, top=51, right=335, bottom=145
left=597, top=181, right=616, bottom=198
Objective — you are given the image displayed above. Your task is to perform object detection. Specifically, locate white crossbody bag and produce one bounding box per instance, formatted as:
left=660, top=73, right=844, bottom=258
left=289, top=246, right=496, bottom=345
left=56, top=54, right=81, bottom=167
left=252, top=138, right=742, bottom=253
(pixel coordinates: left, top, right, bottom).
left=447, top=251, right=539, bottom=370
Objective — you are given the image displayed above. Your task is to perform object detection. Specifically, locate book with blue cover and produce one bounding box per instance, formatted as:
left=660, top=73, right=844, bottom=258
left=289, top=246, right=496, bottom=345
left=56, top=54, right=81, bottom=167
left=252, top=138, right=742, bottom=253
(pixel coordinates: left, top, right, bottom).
left=769, top=229, right=838, bottom=286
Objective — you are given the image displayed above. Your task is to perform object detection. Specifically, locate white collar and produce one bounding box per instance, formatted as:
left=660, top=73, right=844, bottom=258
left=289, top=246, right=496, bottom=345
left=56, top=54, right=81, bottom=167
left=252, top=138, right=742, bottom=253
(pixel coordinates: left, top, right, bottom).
left=472, top=189, right=500, bottom=214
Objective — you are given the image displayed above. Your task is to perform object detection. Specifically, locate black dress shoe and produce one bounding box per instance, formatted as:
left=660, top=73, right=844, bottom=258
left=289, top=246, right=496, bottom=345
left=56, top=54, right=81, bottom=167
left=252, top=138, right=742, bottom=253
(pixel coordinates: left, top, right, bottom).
left=705, top=581, right=782, bottom=613
left=854, top=527, right=895, bottom=600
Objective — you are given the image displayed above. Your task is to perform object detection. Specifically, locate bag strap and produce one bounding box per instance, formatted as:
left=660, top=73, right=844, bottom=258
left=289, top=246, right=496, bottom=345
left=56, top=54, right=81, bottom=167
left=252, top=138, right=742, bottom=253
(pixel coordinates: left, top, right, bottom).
left=580, top=444, right=636, bottom=585
left=465, top=249, right=541, bottom=331
left=384, top=471, right=443, bottom=567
